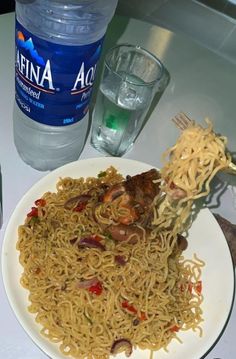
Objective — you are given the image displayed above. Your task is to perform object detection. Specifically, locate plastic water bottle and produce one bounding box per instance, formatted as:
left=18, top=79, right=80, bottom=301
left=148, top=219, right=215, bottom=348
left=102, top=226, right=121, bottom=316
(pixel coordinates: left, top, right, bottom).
left=14, top=0, right=118, bottom=171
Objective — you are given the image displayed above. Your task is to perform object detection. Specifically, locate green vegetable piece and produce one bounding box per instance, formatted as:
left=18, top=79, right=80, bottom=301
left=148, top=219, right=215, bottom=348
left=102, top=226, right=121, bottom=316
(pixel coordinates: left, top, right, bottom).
left=98, top=171, right=107, bottom=178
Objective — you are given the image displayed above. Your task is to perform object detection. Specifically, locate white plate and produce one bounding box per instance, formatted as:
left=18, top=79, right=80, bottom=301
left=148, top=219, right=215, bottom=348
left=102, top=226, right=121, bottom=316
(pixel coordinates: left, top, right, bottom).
left=1, top=157, right=235, bottom=359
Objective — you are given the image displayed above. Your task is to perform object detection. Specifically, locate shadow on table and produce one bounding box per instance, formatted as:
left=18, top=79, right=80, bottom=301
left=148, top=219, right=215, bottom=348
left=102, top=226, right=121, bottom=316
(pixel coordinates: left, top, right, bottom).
left=200, top=161, right=236, bottom=212
left=178, top=157, right=236, bottom=236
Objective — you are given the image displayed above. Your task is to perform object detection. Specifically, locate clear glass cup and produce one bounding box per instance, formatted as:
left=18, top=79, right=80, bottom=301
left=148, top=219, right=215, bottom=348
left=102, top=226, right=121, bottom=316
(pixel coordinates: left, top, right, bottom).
left=90, top=44, right=169, bottom=156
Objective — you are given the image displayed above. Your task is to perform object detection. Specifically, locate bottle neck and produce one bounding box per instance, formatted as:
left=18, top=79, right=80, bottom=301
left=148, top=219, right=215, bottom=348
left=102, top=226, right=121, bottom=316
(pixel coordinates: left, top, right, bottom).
left=16, top=0, right=118, bottom=45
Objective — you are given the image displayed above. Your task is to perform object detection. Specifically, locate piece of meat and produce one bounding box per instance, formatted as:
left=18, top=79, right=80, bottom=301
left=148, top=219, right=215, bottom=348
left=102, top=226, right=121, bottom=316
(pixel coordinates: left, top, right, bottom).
left=167, top=181, right=186, bottom=200
left=124, top=168, right=160, bottom=207
left=177, top=233, right=188, bottom=251
left=102, top=169, right=160, bottom=225
left=106, top=223, right=144, bottom=243
left=102, top=183, right=126, bottom=202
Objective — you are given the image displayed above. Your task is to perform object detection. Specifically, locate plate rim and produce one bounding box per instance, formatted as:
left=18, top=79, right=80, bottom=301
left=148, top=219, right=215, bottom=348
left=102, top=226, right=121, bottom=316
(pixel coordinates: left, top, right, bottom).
left=1, top=157, right=235, bottom=359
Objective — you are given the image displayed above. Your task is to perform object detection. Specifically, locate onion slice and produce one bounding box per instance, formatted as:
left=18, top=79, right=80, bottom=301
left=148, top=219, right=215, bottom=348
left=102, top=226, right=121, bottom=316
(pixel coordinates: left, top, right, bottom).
left=79, top=237, right=105, bottom=251
left=111, top=338, right=132, bottom=357
left=64, top=194, right=91, bottom=210
left=114, top=255, right=127, bottom=266
left=76, top=277, right=99, bottom=289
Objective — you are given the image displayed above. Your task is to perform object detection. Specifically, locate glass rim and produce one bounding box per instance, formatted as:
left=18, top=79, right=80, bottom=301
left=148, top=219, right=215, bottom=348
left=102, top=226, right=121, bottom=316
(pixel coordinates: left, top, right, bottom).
left=104, top=43, right=165, bottom=86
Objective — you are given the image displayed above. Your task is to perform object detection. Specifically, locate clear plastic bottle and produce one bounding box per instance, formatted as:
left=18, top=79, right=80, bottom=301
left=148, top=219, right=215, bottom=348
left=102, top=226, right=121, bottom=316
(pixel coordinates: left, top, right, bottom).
left=14, top=0, right=118, bottom=171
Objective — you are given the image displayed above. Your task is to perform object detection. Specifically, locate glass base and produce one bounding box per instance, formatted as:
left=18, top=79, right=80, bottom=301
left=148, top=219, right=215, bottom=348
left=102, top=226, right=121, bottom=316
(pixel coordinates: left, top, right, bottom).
left=90, top=136, right=133, bottom=157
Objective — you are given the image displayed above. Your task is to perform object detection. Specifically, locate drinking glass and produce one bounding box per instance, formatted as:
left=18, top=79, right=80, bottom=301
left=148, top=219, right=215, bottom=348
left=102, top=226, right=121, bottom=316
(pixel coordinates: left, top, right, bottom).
left=90, top=44, right=169, bottom=156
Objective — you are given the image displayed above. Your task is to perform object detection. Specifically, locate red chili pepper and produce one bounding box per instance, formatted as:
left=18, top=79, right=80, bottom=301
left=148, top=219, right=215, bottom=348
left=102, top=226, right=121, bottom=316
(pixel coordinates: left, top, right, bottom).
left=34, top=198, right=46, bottom=207
left=73, top=202, right=87, bottom=212
left=195, top=280, right=202, bottom=295
left=188, top=282, right=193, bottom=293
left=88, top=281, right=103, bottom=295
left=122, top=301, right=138, bottom=314
left=93, top=235, right=103, bottom=242
left=139, top=312, right=147, bottom=321
left=170, top=325, right=180, bottom=332
left=122, top=301, right=147, bottom=320
left=169, top=181, right=177, bottom=189
left=27, top=207, right=38, bottom=218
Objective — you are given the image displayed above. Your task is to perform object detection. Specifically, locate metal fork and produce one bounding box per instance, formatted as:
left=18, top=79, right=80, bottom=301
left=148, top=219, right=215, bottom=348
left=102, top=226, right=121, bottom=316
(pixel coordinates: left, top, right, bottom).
left=172, top=112, right=236, bottom=174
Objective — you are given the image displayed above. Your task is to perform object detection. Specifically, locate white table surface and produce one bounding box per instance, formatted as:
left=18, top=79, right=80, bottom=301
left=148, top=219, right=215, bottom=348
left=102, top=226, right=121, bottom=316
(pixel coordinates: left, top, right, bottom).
left=0, top=12, right=235, bottom=359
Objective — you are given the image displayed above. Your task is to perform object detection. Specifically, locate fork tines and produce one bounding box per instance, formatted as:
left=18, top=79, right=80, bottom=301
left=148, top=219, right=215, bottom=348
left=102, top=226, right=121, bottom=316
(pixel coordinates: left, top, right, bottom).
left=172, top=112, right=195, bottom=131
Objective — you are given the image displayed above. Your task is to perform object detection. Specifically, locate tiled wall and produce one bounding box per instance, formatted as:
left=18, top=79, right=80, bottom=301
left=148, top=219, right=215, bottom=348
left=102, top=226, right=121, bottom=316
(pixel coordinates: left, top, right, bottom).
left=116, top=0, right=236, bottom=64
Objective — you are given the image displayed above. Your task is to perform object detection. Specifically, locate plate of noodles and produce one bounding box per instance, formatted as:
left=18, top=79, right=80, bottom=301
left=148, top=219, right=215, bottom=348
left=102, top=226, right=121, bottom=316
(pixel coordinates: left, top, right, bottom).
left=2, top=156, right=235, bottom=359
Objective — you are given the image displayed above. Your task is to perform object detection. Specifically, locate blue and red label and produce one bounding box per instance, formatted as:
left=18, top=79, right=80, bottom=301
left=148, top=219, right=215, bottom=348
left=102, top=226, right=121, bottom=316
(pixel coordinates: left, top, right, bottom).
left=15, top=19, right=104, bottom=126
